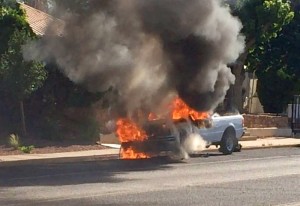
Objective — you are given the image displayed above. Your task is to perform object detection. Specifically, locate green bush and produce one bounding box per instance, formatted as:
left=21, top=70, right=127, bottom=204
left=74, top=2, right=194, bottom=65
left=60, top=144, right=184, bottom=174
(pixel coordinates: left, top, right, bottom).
left=8, top=133, right=34, bottom=153
left=8, top=133, right=20, bottom=149
left=18, top=145, right=34, bottom=153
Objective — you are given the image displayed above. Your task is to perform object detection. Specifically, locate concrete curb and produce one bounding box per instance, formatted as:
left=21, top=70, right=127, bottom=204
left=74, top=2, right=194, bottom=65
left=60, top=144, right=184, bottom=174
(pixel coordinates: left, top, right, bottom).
left=202, top=140, right=300, bottom=153
left=0, top=149, right=120, bottom=167
left=1, top=139, right=300, bottom=167
left=0, top=153, right=120, bottom=167
left=240, top=138, right=300, bottom=150
left=240, top=144, right=300, bottom=151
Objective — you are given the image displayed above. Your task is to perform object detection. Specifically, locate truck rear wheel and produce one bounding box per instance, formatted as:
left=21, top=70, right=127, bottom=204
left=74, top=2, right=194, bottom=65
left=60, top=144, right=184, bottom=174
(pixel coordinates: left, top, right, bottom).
left=219, top=129, right=237, bottom=155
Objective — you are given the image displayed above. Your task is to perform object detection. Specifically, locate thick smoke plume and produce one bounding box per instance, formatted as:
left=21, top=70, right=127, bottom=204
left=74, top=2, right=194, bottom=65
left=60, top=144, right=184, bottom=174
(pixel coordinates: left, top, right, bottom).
left=24, top=0, right=244, bottom=115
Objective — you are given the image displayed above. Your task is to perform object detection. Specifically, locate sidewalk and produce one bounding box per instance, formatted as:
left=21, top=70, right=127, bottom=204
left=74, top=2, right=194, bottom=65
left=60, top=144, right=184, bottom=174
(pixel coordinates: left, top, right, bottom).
left=1, top=137, right=300, bottom=167
left=0, top=149, right=120, bottom=166
left=240, top=137, right=300, bottom=149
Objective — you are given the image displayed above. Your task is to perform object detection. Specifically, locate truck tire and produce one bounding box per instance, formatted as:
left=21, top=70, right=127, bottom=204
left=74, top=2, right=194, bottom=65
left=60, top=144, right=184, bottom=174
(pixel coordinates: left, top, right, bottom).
left=219, top=128, right=237, bottom=155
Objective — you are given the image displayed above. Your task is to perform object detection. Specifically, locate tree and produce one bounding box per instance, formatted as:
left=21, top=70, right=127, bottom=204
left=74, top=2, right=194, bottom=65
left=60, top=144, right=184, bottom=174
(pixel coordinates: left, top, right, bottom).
left=0, top=1, right=107, bottom=140
left=250, top=4, right=300, bottom=112
left=0, top=3, right=47, bottom=135
left=0, top=2, right=29, bottom=55
left=227, top=0, right=294, bottom=112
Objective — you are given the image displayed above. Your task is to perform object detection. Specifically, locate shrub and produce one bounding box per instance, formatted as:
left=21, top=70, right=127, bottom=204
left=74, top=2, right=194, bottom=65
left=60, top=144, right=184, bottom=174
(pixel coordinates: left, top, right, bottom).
left=18, top=145, right=34, bottom=153
left=8, top=133, right=20, bottom=149
left=8, top=133, right=34, bottom=153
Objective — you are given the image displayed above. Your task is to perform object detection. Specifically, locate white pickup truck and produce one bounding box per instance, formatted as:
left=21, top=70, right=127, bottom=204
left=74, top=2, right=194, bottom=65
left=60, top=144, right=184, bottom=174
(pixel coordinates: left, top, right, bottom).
left=176, top=113, right=245, bottom=155
left=121, top=113, right=245, bottom=158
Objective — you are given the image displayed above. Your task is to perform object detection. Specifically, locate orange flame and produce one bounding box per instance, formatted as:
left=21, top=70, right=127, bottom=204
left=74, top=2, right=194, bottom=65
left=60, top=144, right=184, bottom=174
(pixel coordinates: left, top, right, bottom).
left=116, top=98, right=209, bottom=159
left=120, top=146, right=150, bottom=159
left=116, top=118, right=149, bottom=159
left=116, top=118, right=148, bottom=142
left=172, top=97, right=209, bottom=121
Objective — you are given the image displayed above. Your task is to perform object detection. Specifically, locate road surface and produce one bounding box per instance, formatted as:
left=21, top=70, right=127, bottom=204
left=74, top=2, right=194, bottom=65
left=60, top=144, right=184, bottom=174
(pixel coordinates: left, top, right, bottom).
left=1, top=147, right=300, bottom=206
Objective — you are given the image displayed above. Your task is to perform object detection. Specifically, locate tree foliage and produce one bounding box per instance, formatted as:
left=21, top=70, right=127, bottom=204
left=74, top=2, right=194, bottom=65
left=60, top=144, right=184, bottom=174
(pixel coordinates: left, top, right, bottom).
left=0, top=2, right=47, bottom=134
left=0, top=2, right=47, bottom=100
left=0, top=2, right=28, bottom=55
left=226, top=0, right=294, bottom=112
left=251, top=6, right=300, bottom=112
left=0, top=29, right=47, bottom=100
left=233, top=0, right=294, bottom=49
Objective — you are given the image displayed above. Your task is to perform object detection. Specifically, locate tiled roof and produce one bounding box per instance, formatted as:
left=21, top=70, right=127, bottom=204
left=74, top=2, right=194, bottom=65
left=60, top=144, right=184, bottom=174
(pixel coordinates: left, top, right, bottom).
left=20, top=3, right=64, bottom=36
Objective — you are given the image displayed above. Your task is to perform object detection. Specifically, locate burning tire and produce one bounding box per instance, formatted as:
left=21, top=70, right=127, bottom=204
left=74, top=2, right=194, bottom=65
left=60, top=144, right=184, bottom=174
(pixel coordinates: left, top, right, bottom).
left=219, top=127, right=237, bottom=155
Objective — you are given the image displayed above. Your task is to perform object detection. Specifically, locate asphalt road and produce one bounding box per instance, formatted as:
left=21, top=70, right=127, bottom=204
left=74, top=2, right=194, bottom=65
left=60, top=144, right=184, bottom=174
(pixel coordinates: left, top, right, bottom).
left=1, top=147, right=300, bottom=206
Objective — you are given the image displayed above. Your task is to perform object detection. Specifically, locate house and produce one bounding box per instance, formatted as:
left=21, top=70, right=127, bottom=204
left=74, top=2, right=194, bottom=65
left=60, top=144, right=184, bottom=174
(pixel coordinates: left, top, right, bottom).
left=20, top=3, right=64, bottom=36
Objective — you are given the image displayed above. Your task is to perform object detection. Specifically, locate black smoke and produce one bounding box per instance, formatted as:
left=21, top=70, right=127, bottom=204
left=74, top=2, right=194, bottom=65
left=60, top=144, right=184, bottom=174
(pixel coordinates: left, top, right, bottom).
left=24, top=0, right=244, bottom=114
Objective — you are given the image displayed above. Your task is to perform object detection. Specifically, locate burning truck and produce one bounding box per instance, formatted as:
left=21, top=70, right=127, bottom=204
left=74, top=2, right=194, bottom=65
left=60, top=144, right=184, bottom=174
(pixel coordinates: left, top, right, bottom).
left=23, top=0, right=246, bottom=160
left=116, top=97, right=244, bottom=160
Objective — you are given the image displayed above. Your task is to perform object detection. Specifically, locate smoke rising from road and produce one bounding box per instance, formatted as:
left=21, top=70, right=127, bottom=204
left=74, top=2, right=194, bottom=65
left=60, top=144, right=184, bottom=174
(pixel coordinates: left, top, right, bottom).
left=24, top=0, right=244, bottom=114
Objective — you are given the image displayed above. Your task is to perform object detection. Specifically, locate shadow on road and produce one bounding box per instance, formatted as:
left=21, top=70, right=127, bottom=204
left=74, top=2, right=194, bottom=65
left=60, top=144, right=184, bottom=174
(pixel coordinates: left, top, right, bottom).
left=0, top=150, right=234, bottom=188
left=0, top=157, right=183, bottom=187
